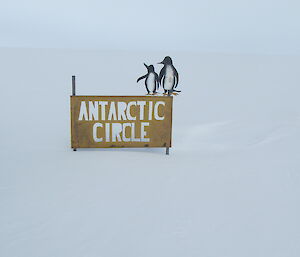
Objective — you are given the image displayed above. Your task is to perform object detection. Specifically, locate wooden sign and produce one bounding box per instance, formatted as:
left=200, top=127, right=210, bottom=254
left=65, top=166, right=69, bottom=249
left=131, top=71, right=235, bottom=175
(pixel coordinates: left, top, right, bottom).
left=70, top=95, right=173, bottom=153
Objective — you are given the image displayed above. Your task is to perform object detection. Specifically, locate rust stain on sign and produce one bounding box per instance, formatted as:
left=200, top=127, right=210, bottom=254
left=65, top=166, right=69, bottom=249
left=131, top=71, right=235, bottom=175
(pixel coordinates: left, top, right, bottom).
left=70, top=96, right=173, bottom=148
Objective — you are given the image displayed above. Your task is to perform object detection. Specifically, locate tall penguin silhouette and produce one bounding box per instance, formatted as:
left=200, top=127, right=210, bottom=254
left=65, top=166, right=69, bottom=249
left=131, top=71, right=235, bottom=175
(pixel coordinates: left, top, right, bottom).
left=158, top=56, right=180, bottom=95
left=137, top=63, right=159, bottom=95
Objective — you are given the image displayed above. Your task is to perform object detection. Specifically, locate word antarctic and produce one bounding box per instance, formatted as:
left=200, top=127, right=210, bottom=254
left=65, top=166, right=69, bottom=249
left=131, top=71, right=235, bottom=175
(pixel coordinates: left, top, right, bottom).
left=78, top=100, right=166, bottom=143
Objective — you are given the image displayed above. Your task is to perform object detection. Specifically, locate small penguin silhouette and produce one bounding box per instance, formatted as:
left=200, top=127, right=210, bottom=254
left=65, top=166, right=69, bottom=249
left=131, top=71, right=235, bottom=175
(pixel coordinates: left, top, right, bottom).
left=137, top=63, right=159, bottom=95
left=158, top=56, right=180, bottom=95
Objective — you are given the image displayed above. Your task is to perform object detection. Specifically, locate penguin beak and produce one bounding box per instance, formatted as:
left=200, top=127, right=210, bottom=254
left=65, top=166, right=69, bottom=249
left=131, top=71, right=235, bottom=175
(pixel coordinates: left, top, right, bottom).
left=144, top=63, right=148, bottom=68
left=158, top=61, right=163, bottom=64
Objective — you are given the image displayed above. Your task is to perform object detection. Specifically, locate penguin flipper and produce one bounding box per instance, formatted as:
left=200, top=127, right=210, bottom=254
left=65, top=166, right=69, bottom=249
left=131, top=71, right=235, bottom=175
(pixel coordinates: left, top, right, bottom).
left=137, top=74, right=147, bottom=83
left=155, top=73, right=159, bottom=90
left=174, top=67, right=179, bottom=88
left=158, top=66, right=166, bottom=85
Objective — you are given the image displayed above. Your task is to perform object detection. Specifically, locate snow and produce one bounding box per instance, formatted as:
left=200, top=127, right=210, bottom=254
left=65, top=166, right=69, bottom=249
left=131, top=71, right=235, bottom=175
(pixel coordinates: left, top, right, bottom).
left=0, top=48, right=300, bottom=257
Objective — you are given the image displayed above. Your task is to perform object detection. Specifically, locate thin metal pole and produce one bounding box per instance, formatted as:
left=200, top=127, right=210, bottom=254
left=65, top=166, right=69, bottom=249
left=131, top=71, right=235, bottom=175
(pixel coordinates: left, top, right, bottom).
left=72, top=75, right=76, bottom=96
left=72, top=75, right=77, bottom=151
left=166, top=147, right=169, bottom=155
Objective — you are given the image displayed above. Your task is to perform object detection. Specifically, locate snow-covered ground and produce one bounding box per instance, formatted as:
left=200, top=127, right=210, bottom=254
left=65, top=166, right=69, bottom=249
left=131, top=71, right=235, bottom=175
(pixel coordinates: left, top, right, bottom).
left=1, top=48, right=299, bottom=257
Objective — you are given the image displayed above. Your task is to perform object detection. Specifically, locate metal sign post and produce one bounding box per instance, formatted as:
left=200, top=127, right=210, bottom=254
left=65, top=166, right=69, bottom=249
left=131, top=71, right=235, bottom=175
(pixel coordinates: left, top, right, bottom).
left=72, top=75, right=76, bottom=151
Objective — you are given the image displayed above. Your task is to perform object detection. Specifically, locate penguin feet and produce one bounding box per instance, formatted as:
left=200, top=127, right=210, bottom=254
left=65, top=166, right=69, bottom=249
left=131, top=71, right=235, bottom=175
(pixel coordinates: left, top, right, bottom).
left=172, top=92, right=179, bottom=96
left=163, top=93, right=168, bottom=96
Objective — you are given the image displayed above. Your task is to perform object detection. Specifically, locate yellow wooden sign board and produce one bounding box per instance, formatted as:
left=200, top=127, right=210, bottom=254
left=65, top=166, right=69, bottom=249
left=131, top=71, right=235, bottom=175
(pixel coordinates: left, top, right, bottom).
left=70, top=96, right=173, bottom=151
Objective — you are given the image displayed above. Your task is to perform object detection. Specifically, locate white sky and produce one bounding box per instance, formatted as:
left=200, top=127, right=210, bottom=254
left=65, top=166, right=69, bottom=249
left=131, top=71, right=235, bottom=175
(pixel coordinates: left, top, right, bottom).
left=1, top=0, right=300, bottom=54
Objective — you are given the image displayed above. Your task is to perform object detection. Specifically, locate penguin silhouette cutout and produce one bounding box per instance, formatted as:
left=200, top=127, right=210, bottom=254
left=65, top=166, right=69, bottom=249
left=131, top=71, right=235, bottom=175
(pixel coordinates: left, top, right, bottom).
left=137, top=63, right=159, bottom=95
left=158, top=56, right=180, bottom=95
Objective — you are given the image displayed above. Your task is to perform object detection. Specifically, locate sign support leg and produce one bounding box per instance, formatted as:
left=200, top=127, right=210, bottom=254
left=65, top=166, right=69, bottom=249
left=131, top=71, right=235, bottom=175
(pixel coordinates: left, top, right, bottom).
left=72, top=75, right=76, bottom=96
left=72, top=75, right=77, bottom=151
left=166, top=147, right=169, bottom=155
